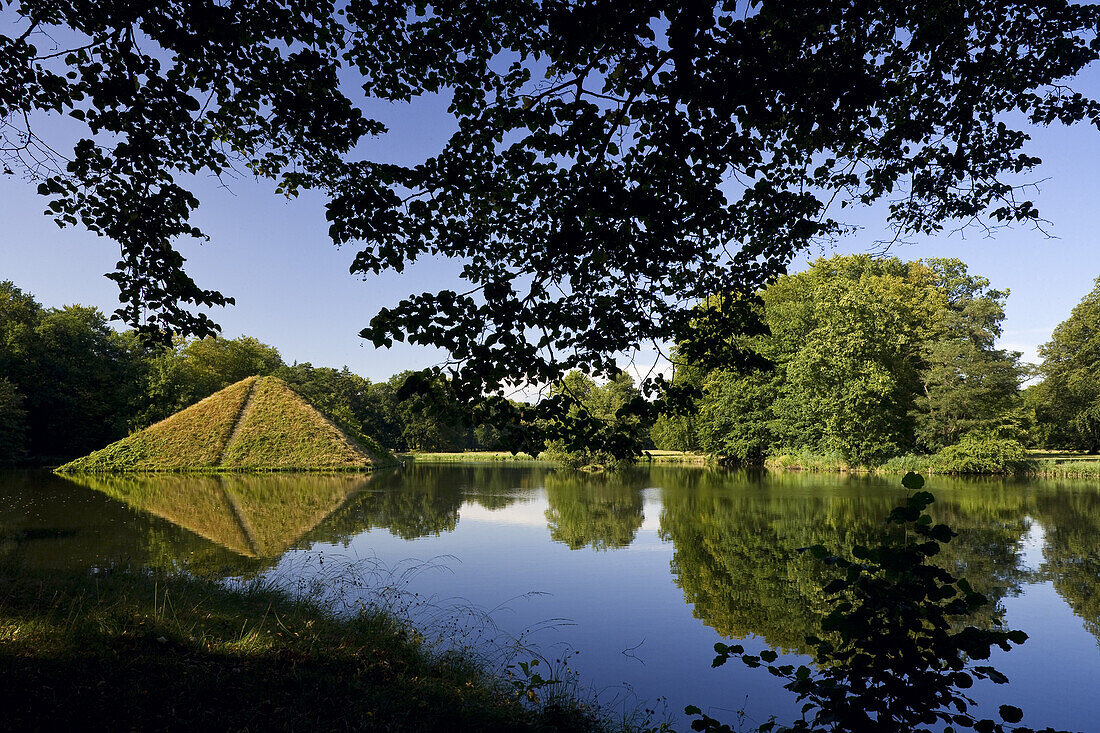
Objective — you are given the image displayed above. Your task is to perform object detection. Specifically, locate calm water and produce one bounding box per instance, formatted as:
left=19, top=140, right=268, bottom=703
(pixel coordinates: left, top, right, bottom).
left=3, top=464, right=1100, bottom=730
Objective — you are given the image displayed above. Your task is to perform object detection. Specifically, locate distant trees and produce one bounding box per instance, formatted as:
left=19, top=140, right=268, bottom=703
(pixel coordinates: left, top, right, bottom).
left=0, top=378, right=25, bottom=464
left=542, top=371, right=649, bottom=467
left=0, top=282, right=147, bottom=460
left=659, top=257, right=1024, bottom=464
left=139, top=336, right=284, bottom=426
left=1029, top=279, right=1100, bottom=452
left=0, top=281, right=519, bottom=462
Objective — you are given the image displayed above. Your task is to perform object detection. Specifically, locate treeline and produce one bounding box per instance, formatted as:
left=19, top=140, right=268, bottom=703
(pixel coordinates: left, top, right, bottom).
left=0, top=281, right=505, bottom=464
left=650, top=255, right=1100, bottom=469
left=6, top=258, right=1100, bottom=470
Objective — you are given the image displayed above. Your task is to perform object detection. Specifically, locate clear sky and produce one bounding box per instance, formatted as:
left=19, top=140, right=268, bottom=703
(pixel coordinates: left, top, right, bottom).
left=4, top=65, right=1100, bottom=381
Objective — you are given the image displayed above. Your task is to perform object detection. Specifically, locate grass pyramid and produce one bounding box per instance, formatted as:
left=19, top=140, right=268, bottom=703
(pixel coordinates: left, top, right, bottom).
left=58, top=376, right=397, bottom=472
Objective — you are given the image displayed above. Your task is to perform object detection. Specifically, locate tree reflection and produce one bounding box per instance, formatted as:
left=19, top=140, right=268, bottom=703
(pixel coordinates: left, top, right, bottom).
left=658, top=471, right=1032, bottom=653
left=1033, top=486, right=1100, bottom=642
left=544, top=470, right=646, bottom=551
left=310, top=465, right=531, bottom=542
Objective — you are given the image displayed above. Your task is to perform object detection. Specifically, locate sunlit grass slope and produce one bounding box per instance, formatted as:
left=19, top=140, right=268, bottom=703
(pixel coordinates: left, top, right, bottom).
left=57, top=377, right=397, bottom=473
left=220, top=377, right=390, bottom=470
left=57, top=377, right=257, bottom=472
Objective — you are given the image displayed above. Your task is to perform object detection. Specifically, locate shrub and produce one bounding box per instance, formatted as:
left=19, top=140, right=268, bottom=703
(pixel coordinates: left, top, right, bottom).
left=932, top=431, right=1032, bottom=474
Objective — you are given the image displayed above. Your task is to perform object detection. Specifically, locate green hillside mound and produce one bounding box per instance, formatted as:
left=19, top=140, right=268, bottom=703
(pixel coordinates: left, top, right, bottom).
left=57, top=377, right=397, bottom=472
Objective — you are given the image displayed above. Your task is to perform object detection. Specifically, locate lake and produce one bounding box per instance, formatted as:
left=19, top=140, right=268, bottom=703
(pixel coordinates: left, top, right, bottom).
left=3, top=464, right=1099, bottom=731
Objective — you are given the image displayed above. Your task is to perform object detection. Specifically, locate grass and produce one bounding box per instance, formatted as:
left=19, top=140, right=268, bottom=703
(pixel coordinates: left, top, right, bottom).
left=57, top=377, right=398, bottom=473
left=1028, top=456, right=1100, bottom=478
left=765, top=449, right=854, bottom=473
left=400, top=451, right=711, bottom=466
left=221, top=378, right=391, bottom=470
left=763, top=449, right=1100, bottom=477
left=0, top=566, right=629, bottom=732
left=400, top=451, right=546, bottom=463
left=640, top=450, right=712, bottom=465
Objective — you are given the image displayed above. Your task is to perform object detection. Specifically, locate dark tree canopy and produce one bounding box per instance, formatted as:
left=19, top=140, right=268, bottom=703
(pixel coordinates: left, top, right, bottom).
left=4, top=1, right=1100, bottom=396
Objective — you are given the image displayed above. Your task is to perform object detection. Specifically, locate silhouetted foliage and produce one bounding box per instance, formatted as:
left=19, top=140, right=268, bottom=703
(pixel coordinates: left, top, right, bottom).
left=4, top=2, right=1100, bottom=402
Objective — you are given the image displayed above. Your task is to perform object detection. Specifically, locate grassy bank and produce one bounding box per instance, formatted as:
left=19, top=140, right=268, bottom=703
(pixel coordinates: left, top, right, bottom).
left=0, top=567, right=630, bottom=732
left=765, top=449, right=1100, bottom=477
left=399, top=451, right=546, bottom=462
left=399, top=451, right=711, bottom=466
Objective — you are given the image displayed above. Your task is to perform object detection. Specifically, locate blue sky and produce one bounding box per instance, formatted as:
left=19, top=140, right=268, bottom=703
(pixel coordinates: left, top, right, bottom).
left=3, top=66, right=1100, bottom=382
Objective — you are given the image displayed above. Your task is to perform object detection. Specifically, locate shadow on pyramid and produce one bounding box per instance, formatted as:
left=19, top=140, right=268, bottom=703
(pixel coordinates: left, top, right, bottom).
left=57, top=376, right=398, bottom=472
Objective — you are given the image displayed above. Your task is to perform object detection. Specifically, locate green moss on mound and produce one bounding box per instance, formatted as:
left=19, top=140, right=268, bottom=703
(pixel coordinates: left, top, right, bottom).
left=57, top=377, right=397, bottom=473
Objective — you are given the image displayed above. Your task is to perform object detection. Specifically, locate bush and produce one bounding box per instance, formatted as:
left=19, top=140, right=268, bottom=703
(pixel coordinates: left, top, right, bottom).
left=931, top=431, right=1032, bottom=474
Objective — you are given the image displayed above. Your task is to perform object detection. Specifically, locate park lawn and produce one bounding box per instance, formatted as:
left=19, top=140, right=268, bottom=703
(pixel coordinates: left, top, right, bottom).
left=399, top=450, right=710, bottom=465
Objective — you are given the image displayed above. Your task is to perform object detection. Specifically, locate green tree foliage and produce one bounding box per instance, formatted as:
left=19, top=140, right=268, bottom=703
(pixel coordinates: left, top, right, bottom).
left=932, top=430, right=1031, bottom=475
left=650, top=348, right=706, bottom=452
left=5, top=2, right=1100, bottom=402
left=912, top=260, right=1024, bottom=450
left=0, top=282, right=148, bottom=459
left=387, top=371, right=467, bottom=452
left=680, top=257, right=1022, bottom=464
left=0, top=378, right=26, bottom=464
left=138, top=336, right=284, bottom=426
left=1030, top=278, right=1100, bottom=452
left=542, top=371, right=649, bottom=467
left=695, top=370, right=777, bottom=461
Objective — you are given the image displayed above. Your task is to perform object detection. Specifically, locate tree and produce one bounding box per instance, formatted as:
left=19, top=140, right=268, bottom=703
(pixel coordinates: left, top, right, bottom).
left=4, top=2, right=1100, bottom=401
left=767, top=257, right=936, bottom=462
left=386, top=371, right=467, bottom=452
left=0, top=378, right=26, bottom=464
left=1031, top=278, right=1100, bottom=452
left=682, top=256, right=1022, bottom=464
left=541, top=370, right=650, bottom=467
left=912, top=260, right=1024, bottom=450
left=695, top=369, right=777, bottom=461
left=0, top=284, right=148, bottom=460
left=138, top=336, right=284, bottom=426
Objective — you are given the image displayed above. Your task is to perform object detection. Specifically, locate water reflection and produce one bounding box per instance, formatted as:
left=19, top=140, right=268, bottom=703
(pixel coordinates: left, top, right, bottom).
left=1032, top=486, right=1100, bottom=642
left=68, top=473, right=374, bottom=557
left=313, top=466, right=538, bottom=542
left=544, top=471, right=645, bottom=551
left=4, top=465, right=1100, bottom=656
left=657, top=470, right=1034, bottom=652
